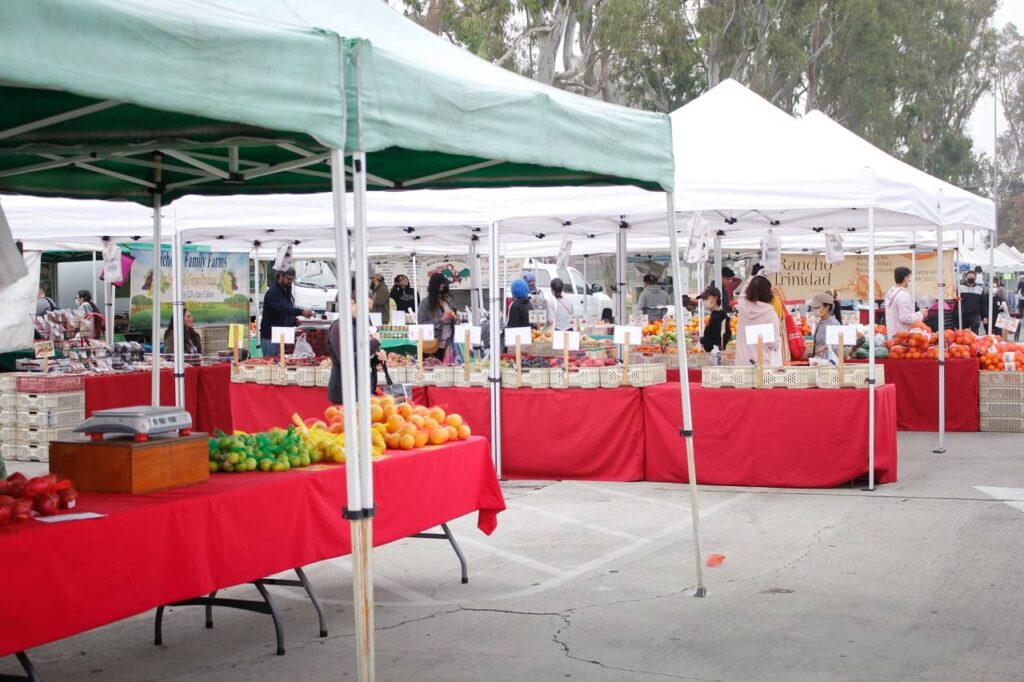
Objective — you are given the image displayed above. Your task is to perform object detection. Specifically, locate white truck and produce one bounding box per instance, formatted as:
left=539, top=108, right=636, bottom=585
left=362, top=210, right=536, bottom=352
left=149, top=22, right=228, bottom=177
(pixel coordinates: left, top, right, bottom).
left=510, top=261, right=613, bottom=323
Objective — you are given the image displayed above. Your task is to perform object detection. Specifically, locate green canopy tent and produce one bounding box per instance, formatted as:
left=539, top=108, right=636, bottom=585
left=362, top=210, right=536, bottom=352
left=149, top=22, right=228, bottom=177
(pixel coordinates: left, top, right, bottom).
left=1, top=2, right=700, bottom=678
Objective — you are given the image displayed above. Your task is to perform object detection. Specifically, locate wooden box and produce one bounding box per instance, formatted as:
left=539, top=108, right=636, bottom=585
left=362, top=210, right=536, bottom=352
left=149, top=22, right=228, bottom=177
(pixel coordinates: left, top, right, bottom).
left=48, top=433, right=210, bottom=494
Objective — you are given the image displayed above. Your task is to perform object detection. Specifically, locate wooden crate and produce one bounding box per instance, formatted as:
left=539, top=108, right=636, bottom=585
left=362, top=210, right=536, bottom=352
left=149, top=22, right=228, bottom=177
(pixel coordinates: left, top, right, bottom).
left=49, top=434, right=210, bottom=494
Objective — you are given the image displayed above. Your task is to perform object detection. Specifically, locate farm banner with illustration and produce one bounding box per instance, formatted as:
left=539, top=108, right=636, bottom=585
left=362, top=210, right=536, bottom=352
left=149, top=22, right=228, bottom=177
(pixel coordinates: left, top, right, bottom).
left=768, top=251, right=956, bottom=301
left=129, top=248, right=249, bottom=329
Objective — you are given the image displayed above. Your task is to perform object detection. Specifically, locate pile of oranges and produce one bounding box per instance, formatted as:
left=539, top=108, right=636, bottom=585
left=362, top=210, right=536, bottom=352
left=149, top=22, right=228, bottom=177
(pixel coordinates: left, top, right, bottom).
left=369, top=397, right=471, bottom=450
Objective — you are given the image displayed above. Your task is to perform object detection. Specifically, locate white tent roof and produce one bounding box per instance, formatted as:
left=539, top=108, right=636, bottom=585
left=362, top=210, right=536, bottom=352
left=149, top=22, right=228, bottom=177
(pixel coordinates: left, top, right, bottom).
left=996, top=243, right=1024, bottom=267
left=957, top=244, right=1021, bottom=272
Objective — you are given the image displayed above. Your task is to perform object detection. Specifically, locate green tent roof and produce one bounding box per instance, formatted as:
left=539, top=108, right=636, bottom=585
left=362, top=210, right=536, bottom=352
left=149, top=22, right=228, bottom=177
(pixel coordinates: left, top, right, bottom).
left=0, top=0, right=674, bottom=204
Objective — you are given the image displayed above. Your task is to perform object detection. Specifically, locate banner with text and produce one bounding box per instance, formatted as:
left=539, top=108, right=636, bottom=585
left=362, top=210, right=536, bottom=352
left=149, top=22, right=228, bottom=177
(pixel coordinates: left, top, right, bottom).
left=129, top=248, right=249, bottom=329
left=769, top=251, right=955, bottom=301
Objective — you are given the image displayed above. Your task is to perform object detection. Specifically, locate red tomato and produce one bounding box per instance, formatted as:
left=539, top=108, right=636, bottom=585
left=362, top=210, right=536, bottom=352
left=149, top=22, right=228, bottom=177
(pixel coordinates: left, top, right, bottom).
left=11, top=498, right=33, bottom=522
left=33, top=492, right=59, bottom=517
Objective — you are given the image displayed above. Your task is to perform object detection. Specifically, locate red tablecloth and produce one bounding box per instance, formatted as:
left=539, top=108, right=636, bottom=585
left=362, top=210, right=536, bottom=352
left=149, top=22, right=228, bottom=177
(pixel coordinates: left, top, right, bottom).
left=195, top=364, right=233, bottom=434
left=230, top=383, right=428, bottom=433
left=666, top=368, right=702, bottom=383
left=858, top=358, right=979, bottom=432
left=423, top=386, right=645, bottom=481
left=0, top=437, right=503, bottom=657
left=643, top=383, right=898, bottom=487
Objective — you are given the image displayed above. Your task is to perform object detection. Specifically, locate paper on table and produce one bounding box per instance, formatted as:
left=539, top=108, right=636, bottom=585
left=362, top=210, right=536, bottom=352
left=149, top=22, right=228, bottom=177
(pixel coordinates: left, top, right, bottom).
left=271, top=326, right=296, bottom=344
left=744, top=323, right=775, bottom=344
left=825, top=325, right=859, bottom=346
left=36, top=512, right=106, bottom=523
left=553, top=331, right=581, bottom=351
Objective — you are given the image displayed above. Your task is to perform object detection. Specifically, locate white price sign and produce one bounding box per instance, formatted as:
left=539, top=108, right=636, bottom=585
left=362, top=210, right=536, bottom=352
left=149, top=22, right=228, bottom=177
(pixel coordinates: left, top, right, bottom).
left=271, top=326, right=296, bottom=344
left=406, top=325, right=435, bottom=342
left=614, top=325, right=643, bottom=345
left=553, top=331, right=581, bottom=351
left=368, top=312, right=383, bottom=327
left=528, top=309, right=548, bottom=325
left=454, top=325, right=482, bottom=344
left=392, top=311, right=407, bottom=326
left=825, top=325, right=859, bottom=346
left=996, top=313, right=1020, bottom=333
left=504, top=327, right=532, bottom=346
left=744, top=323, right=776, bottom=344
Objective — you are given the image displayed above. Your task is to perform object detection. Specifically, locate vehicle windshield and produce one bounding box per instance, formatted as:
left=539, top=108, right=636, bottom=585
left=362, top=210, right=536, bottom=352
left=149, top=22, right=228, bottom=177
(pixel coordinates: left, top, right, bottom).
left=296, top=261, right=337, bottom=288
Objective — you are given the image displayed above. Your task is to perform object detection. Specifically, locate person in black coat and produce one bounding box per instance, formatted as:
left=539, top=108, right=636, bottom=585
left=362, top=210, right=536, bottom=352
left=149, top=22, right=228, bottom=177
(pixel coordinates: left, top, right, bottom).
left=390, top=274, right=418, bottom=314
left=327, top=285, right=386, bottom=405
left=698, top=286, right=731, bottom=352
left=260, top=267, right=313, bottom=356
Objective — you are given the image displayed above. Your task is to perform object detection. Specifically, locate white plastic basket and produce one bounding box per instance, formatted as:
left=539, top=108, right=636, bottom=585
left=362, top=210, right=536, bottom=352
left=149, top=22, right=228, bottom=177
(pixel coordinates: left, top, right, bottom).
left=979, top=400, right=1024, bottom=418
left=231, top=363, right=259, bottom=384
left=501, top=367, right=550, bottom=389
left=979, top=371, right=1024, bottom=387
left=816, top=365, right=886, bottom=389
left=549, top=367, right=603, bottom=389
left=315, top=365, right=332, bottom=388
left=383, top=366, right=408, bottom=384
left=282, top=366, right=317, bottom=387
left=701, top=366, right=757, bottom=388
left=0, top=408, right=16, bottom=426
left=0, top=426, right=18, bottom=445
left=16, top=443, right=49, bottom=463
left=23, top=425, right=76, bottom=446
left=452, top=367, right=491, bottom=388
left=419, top=366, right=453, bottom=387
left=760, top=367, right=819, bottom=389
left=255, top=365, right=282, bottom=385
left=20, top=408, right=84, bottom=429
left=602, top=364, right=667, bottom=388
left=980, top=416, right=1024, bottom=433
left=1, top=444, right=18, bottom=461
left=17, top=391, right=85, bottom=411
left=980, top=385, right=1024, bottom=402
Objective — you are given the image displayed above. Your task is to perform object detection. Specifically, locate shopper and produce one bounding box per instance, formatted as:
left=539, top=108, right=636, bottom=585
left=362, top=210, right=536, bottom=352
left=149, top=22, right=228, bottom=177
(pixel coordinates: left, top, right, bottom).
left=507, top=278, right=532, bottom=329
left=370, top=273, right=391, bottom=325
left=721, top=267, right=742, bottom=304
left=417, top=272, right=457, bottom=360
left=259, top=267, right=313, bottom=356
left=1016, top=275, right=1024, bottom=341
left=390, top=274, right=417, bottom=314
left=636, top=274, right=671, bottom=321
left=522, top=271, right=551, bottom=326
left=957, top=269, right=987, bottom=334
left=327, top=285, right=385, bottom=405
left=550, top=278, right=574, bottom=331
left=884, top=267, right=923, bottom=336
left=810, top=293, right=841, bottom=360
left=163, top=309, right=202, bottom=355
left=698, top=286, right=731, bottom=352
left=75, top=289, right=102, bottom=338
left=36, top=286, right=57, bottom=317
left=735, top=275, right=782, bottom=367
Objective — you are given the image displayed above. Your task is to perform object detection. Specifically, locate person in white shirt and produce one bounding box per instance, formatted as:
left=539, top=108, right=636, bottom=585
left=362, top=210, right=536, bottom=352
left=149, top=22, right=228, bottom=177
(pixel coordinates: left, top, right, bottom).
left=550, top=278, right=574, bottom=331
left=884, top=267, right=923, bottom=336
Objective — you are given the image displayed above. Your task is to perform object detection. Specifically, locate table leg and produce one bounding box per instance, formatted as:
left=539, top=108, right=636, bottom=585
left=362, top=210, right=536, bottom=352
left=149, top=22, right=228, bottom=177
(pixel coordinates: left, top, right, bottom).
left=414, top=523, right=469, bottom=584
left=0, top=652, right=40, bottom=682
left=257, top=568, right=329, bottom=637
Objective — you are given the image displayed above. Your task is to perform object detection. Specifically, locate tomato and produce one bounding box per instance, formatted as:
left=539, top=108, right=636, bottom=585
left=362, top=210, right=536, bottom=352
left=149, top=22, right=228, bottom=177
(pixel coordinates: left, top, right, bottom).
left=11, top=498, right=33, bottom=522
left=33, top=492, right=59, bottom=517
left=5, top=472, right=27, bottom=486
left=0, top=495, right=14, bottom=508
left=24, top=478, right=52, bottom=498
left=0, top=505, right=11, bottom=526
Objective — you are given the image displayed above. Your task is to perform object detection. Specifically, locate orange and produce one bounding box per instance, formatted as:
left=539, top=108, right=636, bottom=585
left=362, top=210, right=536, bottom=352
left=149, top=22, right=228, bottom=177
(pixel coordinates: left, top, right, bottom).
left=423, top=418, right=440, bottom=432
left=383, top=405, right=398, bottom=420
left=446, top=425, right=459, bottom=442
left=427, top=407, right=446, bottom=424
left=409, top=415, right=425, bottom=429
left=329, top=422, right=345, bottom=435
left=457, top=424, right=471, bottom=440
left=413, top=406, right=429, bottom=417
left=397, top=403, right=412, bottom=419
left=413, top=431, right=429, bottom=448
left=385, top=415, right=405, bottom=434
left=370, top=404, right=384, bottom=423
left=445, top=414, right=463, bottom=428
left=428, top=428, right=449, bottom=445
left=385, top=433, right=401, bottom=450
left=399, top=434, right=415, bottom=450
left=399, top=423, right=418, bottom=437
left=324, top=406, right=343, bottom=423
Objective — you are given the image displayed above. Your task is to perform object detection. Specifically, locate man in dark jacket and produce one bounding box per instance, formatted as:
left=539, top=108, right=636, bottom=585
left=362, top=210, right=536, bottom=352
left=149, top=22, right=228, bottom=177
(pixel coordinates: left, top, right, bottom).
left=259, top=267, right=313, bottom=356
left=957, top=270, right=988, bottom=334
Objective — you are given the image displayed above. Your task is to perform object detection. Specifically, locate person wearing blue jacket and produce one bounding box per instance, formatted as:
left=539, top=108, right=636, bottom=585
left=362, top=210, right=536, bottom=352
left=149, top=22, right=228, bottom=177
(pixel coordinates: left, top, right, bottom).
left=259, top=267, right=313, bottom=356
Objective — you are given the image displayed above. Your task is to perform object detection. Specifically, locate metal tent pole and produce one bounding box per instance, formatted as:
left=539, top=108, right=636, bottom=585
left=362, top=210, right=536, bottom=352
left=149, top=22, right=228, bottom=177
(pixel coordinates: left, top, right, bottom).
left=935, top=191, right=946, bottom=454
left=910, top=232, right=917, bottom=303
left=867, top=202, right=877, bottom=491
left=151, top=192, right=162, bottom=406
left=666, top=193, right=706, bottom=597
left=171, top=230, right=185, bottom=408
left=713, top=232, right=722, bottom=297
left=488, top=221, right=503, bottom=476
left=254, top=243, right=261, bottom=355
left=351, top=151, right=376, bottom=682
left=411, top=253, right=419, bottom=319
left=469, top=236, right=479, bottom=324
left=989, top=89, right=998, bottom=336
left=102, top=237, right=115, bottom=348
left=91, top=250, right=97, bottom=303
left=616, top=223, right=627, bottom=324
left=583, top=255, right=590, bottom=327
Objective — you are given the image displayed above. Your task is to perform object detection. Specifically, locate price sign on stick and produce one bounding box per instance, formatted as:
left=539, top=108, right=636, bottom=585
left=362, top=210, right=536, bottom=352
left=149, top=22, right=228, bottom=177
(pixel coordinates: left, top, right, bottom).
left=454, top=325, right=482, bottom=344
left=996, top=313, right=1020, bottom=334
left=825, top=325, right=859, bottom=346
left=552, top=331, right=581, bottom=351
left=271, top=326, right=295, bottom=368
left=406, top=325, right=435, bottom=342
left=613, top=326, right=643, bottom=345
left=369, top=312, right=383, bottom=327
left=744, top=323, right=775, bottom=345
left=504, top=327, right=532, bottom=346
left=34, top=340, right=54, bottom=373
left=392, top=311, right=406, bottom=326
left=228, top=323, right=245, bottom=371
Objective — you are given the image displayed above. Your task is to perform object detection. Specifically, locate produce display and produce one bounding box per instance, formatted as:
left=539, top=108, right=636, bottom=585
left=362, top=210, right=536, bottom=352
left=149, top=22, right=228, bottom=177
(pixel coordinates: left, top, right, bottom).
left=0, top=472, right=78, bottom=524
left=208, top=427, right=322, bottom=473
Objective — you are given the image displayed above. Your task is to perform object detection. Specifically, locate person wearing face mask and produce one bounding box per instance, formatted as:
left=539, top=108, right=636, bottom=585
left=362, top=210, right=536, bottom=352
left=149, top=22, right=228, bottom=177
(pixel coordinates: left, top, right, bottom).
left=418, top=273, right=457, bottom=360
left=884, top=267, right=923, bottom=336
left=390, top=274, right=418, bottom=314
left=259, top=267, right=314, bottom=356
left=957, top=269, right=988, bottom=334
left=698, top=286, right=731, bottom=352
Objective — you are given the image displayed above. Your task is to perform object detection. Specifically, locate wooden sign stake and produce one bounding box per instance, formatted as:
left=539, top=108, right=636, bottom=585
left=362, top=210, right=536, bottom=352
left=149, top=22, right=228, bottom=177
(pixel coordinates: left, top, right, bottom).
left=621, top=330, right=631, bottom=386
left=515, top=338, right=522, bottom=388
left=464, top=329, right=471, bottom=382
left=563, top=332, right=570, bottom=387
left=417, top=338, right=424, bottom=381
left=756, top=335, right=764, bottom=388
left=279, top=333, right=286, bottom=368
left=838, top=332, right=846, bottom=386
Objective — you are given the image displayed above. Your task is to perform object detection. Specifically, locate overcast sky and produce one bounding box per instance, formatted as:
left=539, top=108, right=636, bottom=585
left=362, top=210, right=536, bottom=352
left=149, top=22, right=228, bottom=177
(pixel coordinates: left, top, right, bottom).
left=968, top=1, right=1024, bottom=163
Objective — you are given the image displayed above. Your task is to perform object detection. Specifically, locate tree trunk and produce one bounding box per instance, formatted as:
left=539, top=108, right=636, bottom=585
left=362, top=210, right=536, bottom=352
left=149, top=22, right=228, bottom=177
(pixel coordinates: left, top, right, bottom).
left=424, top=0, right=446, bottom=35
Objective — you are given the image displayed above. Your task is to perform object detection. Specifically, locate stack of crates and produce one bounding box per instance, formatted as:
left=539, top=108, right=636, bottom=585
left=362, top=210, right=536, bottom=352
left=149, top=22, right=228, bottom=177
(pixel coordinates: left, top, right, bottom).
left=0, top=373, right=28, bottom=463
left=9, top=374, right=86, bottom=462
left=979, top=371, right=1024, bottom=433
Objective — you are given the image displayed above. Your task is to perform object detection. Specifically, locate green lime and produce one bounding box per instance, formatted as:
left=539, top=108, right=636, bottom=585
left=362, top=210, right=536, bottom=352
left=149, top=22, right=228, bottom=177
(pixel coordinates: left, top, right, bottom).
left=259, top=459, right=272, bottom=472
left=226, top=452, right=241, bottom=465
left=246, top=457, right=258, bottom=471
left=209, top=461, right=219, bottom=473
left=271, top=462, right=285, bottom=472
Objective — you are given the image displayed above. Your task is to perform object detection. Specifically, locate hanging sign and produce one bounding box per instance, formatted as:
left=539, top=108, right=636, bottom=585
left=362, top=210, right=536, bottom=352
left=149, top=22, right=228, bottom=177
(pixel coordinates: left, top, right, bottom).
left=769, top=252, right=955, bottom=301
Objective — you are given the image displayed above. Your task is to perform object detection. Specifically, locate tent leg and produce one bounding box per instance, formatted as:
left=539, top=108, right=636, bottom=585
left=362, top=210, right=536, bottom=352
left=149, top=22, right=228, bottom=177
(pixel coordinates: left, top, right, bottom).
left=411, top=253, right=419, bottom=320
left=351, top=151, right=377, bottom=682
left=935, top=196, right=946, bottom=454
left=102, top=237, right=115, bottom=348
left=616, top=224, right=628, bottom=324
left=469, top=237, right=479, bottom=325
left=666, top=193, right=706, bottom=597
left=488, top=221, right=503, bottom=478
left=171, top=230, right=185, bottom=409
left=867, top=204, right=876, bottom=491
left=151, top=192, right=162, bottom=406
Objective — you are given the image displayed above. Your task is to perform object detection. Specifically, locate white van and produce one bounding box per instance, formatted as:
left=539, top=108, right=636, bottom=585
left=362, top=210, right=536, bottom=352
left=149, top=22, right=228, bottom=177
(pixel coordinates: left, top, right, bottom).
left=510, top=261, right=613, bottom=323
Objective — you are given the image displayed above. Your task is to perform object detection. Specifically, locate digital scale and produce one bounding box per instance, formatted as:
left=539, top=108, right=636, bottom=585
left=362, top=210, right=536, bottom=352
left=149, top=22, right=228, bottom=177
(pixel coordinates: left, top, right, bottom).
left=75, top=406, right=193, bottom=442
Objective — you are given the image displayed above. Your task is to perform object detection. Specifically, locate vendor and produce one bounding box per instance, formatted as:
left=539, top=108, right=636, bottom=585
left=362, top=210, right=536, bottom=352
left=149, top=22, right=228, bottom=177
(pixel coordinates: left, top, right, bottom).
left=698, top=286, right=731, bottom=352
left=259, top=267, right=313, bottom=356
left=163, top=309, right=202, bottom=355
left=522, top=271, right=551, bottom=327
left=370, top=273, right=391, bottom=325
left=637, top=274, right=670, bottom=322
left=810, top=293, right=841, bottom=360
left=390, top=274, right=418, bottom=314
left=327, top=282, right=386, bottom=405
